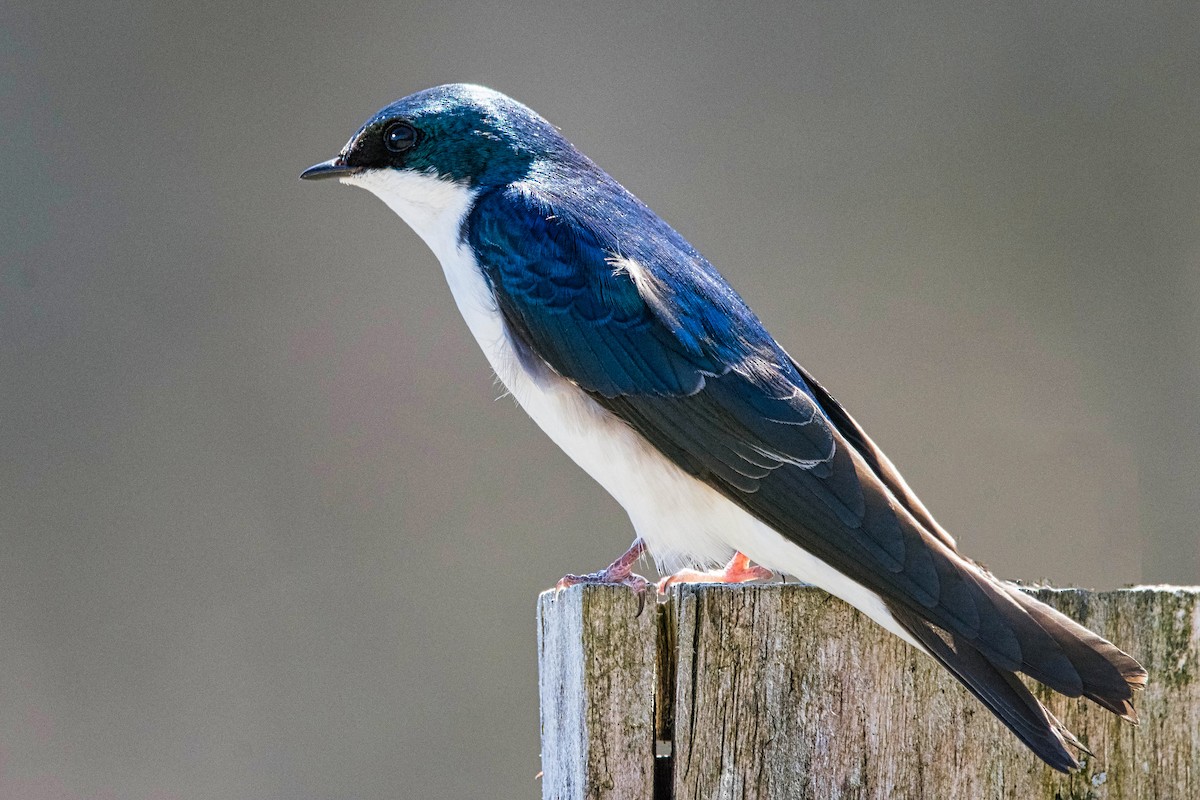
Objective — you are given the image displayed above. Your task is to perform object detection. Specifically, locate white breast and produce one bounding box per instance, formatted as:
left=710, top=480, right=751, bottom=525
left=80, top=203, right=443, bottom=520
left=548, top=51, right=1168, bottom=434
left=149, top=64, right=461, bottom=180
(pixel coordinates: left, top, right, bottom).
left=341, top=168, right=920, bottom=648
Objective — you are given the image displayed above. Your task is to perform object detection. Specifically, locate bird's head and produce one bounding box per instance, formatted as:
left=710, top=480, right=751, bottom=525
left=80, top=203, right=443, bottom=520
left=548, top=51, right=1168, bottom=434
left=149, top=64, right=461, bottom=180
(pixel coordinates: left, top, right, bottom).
left=302, top=84, right=572, bottom=247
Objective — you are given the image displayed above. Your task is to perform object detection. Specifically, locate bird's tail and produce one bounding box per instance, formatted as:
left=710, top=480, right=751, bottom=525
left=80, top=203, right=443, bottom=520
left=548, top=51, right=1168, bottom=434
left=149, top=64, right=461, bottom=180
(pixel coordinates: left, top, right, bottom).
left=889, top=585, right=1147, bottom=772
left=1005, top=587, right=1148, bottom=713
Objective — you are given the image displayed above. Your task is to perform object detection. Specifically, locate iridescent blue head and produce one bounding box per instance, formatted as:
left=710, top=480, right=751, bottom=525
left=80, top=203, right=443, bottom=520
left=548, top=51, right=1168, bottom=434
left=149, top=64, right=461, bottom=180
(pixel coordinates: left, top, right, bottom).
left=301, top=84, right=574, bottom=188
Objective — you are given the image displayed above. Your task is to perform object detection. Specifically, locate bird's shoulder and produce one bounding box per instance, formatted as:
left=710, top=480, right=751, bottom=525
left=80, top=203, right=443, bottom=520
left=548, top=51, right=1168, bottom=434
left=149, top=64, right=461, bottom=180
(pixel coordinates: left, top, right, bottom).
left=468, top=164, right=688, bottom=276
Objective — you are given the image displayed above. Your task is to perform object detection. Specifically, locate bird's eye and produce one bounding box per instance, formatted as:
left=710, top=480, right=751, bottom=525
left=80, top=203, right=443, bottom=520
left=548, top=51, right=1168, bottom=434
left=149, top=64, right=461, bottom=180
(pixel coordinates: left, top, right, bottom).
left=384, top=122, right=418, bottom=153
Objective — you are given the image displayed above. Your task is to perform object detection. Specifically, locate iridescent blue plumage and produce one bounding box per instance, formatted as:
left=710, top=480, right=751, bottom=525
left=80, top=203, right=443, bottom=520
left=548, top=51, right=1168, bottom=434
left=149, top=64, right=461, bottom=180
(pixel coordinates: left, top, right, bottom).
left=469, top=167, right=785, bottom=395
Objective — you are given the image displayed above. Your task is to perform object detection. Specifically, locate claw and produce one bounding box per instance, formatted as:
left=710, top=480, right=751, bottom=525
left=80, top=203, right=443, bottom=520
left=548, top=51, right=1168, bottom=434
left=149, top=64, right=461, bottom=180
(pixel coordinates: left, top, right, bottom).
left=556, top=539, right=651, bottom=614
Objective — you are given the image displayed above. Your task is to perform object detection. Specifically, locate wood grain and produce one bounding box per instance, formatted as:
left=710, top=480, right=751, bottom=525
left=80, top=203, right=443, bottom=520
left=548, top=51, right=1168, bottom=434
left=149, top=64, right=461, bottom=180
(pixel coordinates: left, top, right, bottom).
left=670, top=584, right=1198, bottom=800
left=538, top=583, right=1199, bottom=799
left=538, top=584, right=658, bottom=800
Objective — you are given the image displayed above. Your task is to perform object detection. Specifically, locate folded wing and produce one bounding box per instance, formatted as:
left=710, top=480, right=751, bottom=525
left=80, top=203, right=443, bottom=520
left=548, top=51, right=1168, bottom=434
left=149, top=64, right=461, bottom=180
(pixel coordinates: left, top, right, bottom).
left=467, top=180, right=1145, bottom=771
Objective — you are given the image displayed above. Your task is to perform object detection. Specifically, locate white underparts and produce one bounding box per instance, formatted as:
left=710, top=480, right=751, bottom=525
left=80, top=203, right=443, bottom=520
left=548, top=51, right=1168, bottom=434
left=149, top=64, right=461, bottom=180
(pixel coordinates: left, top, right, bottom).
left=342, top=168, right=923, bottom=650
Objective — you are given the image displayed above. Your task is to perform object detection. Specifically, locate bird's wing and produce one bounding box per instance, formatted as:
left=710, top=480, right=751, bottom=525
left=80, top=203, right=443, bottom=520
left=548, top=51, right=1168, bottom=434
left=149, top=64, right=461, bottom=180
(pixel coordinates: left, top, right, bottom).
left=466, top=185, right=1142, bottom=769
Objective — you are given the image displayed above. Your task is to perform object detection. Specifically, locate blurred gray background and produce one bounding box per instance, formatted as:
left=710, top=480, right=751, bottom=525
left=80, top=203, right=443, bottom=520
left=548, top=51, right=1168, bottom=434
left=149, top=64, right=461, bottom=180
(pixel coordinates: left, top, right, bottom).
left=2, top=1, right=1198, bottom=797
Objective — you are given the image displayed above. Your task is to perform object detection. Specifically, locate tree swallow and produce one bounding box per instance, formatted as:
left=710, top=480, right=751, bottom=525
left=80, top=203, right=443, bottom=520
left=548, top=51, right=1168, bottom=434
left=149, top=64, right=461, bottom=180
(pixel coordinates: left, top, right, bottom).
left=302, top=84, right=1146, bottom=771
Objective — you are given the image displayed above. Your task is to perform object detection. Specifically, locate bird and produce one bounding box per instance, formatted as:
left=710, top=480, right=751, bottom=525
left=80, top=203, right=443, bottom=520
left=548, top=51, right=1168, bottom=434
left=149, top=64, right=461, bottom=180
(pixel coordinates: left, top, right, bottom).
left=301, top=84, right=1146, bottom=772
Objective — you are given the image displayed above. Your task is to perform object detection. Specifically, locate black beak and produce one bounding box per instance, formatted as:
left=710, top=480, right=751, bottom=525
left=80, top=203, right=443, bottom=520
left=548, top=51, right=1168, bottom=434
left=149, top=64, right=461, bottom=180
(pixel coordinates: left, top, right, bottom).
left=300, top=157, right=358, bottom=181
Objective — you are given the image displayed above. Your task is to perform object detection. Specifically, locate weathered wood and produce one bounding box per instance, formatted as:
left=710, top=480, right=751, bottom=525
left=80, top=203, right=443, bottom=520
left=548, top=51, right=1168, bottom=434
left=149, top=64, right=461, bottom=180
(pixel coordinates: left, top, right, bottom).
left=670, top=584, right=1199, bottom=799
left=538, top=585, right=658, bottom=800
left=538, top=583, right=1199, bottom=799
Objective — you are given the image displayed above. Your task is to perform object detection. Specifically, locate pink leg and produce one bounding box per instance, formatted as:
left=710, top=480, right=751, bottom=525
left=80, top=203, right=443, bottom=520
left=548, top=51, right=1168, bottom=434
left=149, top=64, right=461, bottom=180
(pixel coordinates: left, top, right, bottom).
left=556, top=539, right=650, bottom=611
left=656, top=551, right=773, bottom=593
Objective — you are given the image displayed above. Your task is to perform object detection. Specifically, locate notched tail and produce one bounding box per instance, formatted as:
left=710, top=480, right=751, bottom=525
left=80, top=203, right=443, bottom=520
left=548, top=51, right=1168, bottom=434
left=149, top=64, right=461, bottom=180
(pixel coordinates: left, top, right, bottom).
left=890, top=593, right=1148, bottom=774
left=1004, top=585, right=1148, bottom=721
left=890, top=605, right=1082, bottom=772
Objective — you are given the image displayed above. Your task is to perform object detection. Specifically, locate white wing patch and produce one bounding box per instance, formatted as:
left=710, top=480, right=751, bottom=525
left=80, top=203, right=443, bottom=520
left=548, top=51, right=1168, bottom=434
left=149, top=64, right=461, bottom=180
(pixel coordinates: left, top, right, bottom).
left=607, top=253, right=683, bottom=332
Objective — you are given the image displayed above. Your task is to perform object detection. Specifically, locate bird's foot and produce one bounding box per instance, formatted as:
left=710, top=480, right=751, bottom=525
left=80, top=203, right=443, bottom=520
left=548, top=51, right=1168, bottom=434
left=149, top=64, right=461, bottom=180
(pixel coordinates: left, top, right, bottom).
left=556, top=538, right=651, bottom=613
left=656, top=551, right=772, bottom=593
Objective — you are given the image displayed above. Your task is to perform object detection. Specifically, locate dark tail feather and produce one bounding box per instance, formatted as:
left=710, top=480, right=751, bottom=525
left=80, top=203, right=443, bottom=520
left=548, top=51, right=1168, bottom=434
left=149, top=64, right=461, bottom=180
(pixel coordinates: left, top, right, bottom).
left=1003, top=586, right=1148, bottom=720
left=889, top=604, right=1083, bottom=772
left=932, top=565, right=1147, bottom=719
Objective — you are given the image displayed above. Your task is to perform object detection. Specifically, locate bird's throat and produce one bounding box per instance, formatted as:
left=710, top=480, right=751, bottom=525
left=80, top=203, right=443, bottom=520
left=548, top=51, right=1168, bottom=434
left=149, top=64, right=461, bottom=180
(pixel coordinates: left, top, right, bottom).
left=343, top=169, right=478, bottom=263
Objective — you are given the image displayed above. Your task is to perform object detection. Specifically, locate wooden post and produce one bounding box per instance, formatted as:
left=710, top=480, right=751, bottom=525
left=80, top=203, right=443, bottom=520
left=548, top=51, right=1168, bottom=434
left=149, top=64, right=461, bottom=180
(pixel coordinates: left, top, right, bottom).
left=538, top=585, right=659, bottom=800
left=538, top=583, right=1199, bottom=799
